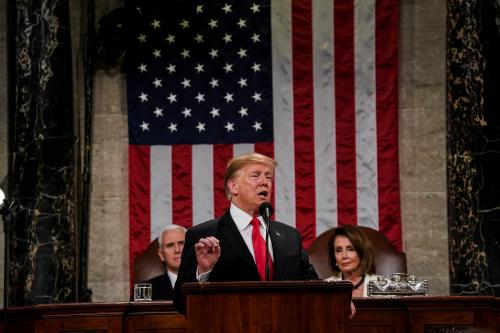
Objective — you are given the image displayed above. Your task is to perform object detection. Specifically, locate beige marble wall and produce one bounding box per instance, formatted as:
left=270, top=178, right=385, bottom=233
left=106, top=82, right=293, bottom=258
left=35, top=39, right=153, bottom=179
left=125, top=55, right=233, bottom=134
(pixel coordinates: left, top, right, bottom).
left=87, top=67, right=130, bottom=301
left=399, top=0, right=448, bottom=295
left=73, top=0, right=131, bottom=303
left=0, top=0, right=449, bottom=304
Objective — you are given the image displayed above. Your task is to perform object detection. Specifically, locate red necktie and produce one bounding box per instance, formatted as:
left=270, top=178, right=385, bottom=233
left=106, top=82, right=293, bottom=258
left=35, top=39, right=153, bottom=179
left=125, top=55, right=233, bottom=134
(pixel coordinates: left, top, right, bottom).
left=250, top=217, right=273, bottom=281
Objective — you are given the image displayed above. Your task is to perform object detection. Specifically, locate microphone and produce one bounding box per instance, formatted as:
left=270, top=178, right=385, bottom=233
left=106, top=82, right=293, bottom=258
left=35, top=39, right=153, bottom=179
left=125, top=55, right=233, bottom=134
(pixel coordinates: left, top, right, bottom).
left=258, top=202, right=273, bottom=281
left=258, top=202, right=273, bottom=222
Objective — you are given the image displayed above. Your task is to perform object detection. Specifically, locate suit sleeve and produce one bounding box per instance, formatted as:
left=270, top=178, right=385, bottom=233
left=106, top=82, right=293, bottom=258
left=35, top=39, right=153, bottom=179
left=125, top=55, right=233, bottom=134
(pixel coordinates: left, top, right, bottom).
left=173, top=227, right=199, bottom=313
left=298, top=231, right=319, bottom=280
left=300, top=242, right=319, bottom=280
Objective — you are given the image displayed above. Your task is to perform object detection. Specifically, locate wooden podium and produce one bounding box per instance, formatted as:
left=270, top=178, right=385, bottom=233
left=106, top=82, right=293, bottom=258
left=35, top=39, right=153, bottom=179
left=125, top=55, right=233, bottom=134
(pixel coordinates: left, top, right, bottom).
left=181, top=280, right=352, bottom=333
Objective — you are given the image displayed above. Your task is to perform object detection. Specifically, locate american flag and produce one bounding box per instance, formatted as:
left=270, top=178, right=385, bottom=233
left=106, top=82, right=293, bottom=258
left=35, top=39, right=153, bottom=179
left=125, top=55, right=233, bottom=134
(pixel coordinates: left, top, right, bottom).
left=126, top=0, right=401, bottom=282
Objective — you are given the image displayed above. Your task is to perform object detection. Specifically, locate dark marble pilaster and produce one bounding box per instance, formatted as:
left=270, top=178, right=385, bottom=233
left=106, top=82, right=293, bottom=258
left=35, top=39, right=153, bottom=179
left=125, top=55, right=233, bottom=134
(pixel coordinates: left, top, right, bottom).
left=7, top=0, right=77, bottom=305
left=447, top=0, right=500, bottom=296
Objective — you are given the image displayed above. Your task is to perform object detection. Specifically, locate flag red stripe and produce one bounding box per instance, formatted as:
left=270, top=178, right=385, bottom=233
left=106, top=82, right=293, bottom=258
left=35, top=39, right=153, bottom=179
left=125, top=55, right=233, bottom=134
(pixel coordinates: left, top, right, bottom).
left=213, top=144, right=233, bottom=218
left=172, top=145, right=193, bottom=229
left=334, top=1, right=357, bottom=226
left=292, top=0, right=316, bottom=248
left=254, top=143, right=274, bottom=160
left=128, top=145, right=151, bottom=284
left=376, top=0, right=402, bottom=250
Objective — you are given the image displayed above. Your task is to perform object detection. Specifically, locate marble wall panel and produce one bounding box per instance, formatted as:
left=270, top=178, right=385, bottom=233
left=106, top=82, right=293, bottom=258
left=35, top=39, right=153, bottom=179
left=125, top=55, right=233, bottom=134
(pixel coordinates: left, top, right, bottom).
left=0, top=0, right=7, bottom=307
left=88, top=197, right=129, bottom=301
left=399, top=0, right=448, bottom=294
left=400, top=0, right=445, bottom=29
left=447, top=0, right=500, bottom=295
left=399, top=107, right=446, bottom=193
left=9, top=0, right=78, bottom=305
left=87, top=66, right=129, bottom=301
left=401, top=192, right=448, bottom=295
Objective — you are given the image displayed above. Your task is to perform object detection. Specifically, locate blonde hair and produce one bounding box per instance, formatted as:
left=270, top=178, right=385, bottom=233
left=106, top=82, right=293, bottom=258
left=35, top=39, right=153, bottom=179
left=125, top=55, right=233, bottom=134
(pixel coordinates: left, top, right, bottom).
left=224, top=153, right=277, bottom=199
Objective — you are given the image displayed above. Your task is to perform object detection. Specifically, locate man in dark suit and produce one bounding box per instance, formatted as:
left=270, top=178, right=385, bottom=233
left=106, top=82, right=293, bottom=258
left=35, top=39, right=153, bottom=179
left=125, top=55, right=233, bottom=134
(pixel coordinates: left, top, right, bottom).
left=173, top=153, right=318, bottom=312
left=143, top=224, right=186, bottom=300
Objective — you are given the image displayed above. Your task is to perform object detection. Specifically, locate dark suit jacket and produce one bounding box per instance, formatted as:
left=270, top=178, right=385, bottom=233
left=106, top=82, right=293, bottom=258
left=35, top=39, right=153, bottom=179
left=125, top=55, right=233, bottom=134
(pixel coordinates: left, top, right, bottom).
left=143, top=272, right=174, bottom=301
left=173, top=211, right=318, bottom=312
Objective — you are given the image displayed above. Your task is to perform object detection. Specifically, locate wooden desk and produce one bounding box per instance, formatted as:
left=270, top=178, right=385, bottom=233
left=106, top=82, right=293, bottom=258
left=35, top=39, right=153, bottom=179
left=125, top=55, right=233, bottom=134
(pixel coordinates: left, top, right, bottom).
left=0, top=301, right=186, bottom=333
left=0, top=302, right=128, bottom=333
left=125, top=301, right=186, bottom=333
left=181, top=281, right=352, bottom=333
left=0, top=297, right=498, bottom=333
left=351, top=296, right=499, bottom=333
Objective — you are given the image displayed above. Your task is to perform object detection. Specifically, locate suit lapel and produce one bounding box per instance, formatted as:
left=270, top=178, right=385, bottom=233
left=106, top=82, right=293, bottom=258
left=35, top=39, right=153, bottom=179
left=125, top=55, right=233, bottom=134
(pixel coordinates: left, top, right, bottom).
left=218, top=212, right=259, bottom=274
left=269, top=222, right=287, bottom=280
left=165, top=273, right=174, bottom=299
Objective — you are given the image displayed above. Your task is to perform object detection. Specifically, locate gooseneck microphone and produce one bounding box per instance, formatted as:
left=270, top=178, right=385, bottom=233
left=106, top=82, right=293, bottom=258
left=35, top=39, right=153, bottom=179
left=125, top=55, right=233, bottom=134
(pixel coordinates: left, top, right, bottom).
left=258, top=202, right=274, bottom=281
left=259, top=202, right=273, bottom=222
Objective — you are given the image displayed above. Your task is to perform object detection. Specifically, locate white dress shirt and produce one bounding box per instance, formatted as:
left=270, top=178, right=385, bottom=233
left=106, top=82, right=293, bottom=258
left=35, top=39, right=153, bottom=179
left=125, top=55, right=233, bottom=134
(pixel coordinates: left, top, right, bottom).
left=167, top=270, right=177, bottom=288
left=230, top=203, right=274, bottom=260
left=197, top=203, right=274, bottom=281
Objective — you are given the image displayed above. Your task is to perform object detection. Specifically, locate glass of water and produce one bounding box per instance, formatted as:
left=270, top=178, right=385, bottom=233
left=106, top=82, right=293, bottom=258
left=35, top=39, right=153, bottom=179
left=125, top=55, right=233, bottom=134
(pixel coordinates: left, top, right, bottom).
left=133, top=283, right=152, bottom=302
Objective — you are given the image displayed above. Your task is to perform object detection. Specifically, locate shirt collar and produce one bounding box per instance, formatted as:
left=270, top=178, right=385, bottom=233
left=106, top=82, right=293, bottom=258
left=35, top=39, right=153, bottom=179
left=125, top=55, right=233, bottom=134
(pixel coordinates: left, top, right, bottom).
left=166, top=270, right=177, bottom=288
left=230, top=203, right=263, bottom=231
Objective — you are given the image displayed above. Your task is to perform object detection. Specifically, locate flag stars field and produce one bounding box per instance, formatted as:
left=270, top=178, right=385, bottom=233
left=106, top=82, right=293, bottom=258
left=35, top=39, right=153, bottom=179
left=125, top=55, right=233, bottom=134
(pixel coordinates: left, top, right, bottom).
left=129, top=1, right=273, bottom=145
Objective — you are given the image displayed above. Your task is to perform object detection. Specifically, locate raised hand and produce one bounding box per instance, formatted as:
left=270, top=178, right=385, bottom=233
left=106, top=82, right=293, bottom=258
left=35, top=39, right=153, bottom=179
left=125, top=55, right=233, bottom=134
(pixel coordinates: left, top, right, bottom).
left=195, top=236, right=221, bottom=274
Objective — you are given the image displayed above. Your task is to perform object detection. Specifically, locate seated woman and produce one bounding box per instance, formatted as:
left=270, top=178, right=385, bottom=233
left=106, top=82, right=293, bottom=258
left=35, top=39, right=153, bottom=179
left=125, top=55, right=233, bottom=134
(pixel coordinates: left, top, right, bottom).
left=325, top=225, right=377, bottom=297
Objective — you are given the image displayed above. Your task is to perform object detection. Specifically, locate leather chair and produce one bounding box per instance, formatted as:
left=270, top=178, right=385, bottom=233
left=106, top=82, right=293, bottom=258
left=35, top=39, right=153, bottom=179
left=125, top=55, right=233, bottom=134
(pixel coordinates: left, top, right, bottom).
left=133, top=237, right=165, bottom=283
left=307, top=226, right=407, bottom=279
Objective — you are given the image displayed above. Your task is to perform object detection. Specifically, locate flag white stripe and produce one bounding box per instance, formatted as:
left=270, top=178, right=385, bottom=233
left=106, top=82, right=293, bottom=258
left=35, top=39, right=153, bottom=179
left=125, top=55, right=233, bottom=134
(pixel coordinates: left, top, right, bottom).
left=355, top=0, right=379, bottom=229
left=150, top=145, right=172, bottom=240
left=193, top=145, right=214, bottom=226
left=234, top=143, right=254, bottom=157
left=313, top=0, right=337, bottom=236
left=271, top=0, right=296, bottom=228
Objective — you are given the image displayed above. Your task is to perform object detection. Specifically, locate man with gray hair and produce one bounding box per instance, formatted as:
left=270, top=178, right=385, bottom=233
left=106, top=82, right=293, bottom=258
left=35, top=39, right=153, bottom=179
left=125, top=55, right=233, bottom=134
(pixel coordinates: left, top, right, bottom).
left=144, top=224, right=186, bottom=300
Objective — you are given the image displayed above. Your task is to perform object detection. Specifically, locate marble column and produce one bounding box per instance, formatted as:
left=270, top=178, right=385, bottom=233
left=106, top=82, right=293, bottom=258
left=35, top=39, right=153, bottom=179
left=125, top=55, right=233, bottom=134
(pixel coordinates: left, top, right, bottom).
left=6, top=0, right=77, bottom=305
left=447, top=0, right=500, bottom=295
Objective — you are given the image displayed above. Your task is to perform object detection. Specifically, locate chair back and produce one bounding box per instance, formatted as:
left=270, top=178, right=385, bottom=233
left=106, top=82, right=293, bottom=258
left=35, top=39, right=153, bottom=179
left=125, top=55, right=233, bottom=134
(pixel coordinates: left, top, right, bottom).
left=133, top=238, right=165, bottom=283
left=307, top=226, right=407, bottom=279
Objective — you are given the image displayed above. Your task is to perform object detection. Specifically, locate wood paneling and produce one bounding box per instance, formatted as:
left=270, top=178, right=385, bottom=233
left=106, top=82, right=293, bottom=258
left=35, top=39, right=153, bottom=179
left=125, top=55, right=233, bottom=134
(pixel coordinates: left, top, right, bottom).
left=182, top=281, right=352, bottom=333
left=0, top=296, right=498, bottom=333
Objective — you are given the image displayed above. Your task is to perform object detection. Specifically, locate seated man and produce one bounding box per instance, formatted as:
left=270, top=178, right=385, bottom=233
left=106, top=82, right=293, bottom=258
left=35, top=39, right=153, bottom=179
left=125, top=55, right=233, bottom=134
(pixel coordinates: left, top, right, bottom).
left=143, top=224, right=186, bottom=300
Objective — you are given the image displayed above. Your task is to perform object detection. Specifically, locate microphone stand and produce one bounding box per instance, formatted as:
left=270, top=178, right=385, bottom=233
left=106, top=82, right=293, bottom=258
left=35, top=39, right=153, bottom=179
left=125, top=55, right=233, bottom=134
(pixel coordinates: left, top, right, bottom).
left=263, top=213, right=271, bottom=281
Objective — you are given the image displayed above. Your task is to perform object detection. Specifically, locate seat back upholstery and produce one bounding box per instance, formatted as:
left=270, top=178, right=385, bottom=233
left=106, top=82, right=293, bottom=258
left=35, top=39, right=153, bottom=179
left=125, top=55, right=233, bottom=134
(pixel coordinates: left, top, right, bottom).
left=307, top=226, right=407, bottom=279
left=133, top=238, right=165, bottom=283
